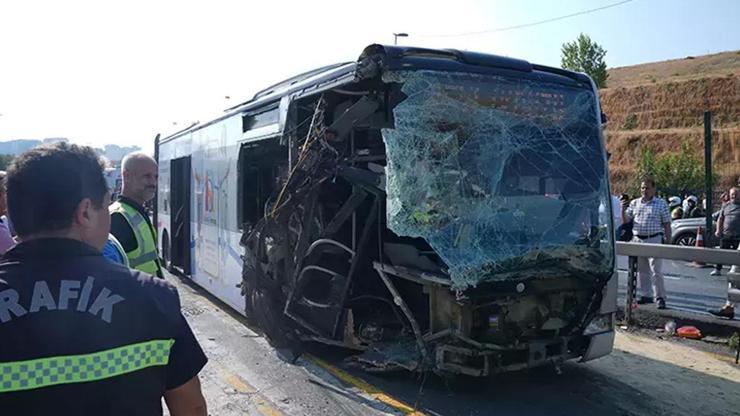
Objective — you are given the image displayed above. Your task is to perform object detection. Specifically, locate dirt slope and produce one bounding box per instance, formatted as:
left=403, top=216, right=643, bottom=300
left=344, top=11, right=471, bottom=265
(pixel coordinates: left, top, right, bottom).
left=600, top=51, right=740, bottom=195
left=606, top=50, right=740, bottom=89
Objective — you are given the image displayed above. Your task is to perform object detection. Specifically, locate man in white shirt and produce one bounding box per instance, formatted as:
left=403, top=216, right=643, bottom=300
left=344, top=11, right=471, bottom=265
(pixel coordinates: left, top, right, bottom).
left=622, top=176, right=672, bottom=309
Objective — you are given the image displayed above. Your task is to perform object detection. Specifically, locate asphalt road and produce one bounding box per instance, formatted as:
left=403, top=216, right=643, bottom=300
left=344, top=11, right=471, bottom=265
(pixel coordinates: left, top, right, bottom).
left=167, top=271, right=740, bottom=416
left=616, top=255, right=736, bottom=319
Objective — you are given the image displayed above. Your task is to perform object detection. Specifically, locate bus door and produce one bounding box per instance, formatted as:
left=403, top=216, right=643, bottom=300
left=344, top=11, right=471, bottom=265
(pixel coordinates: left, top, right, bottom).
left=170, top=156, right=192, bottom=275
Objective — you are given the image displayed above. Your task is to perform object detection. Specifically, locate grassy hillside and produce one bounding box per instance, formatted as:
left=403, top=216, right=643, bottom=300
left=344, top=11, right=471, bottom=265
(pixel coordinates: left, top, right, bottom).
left=600, top=50, right=740, bottom=196
left=606, top=50, right=740, bottom=89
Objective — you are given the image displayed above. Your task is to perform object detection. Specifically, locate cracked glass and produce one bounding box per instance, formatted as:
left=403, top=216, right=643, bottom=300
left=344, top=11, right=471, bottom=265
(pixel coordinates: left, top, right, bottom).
left=382, top=70, right=613, bottom=289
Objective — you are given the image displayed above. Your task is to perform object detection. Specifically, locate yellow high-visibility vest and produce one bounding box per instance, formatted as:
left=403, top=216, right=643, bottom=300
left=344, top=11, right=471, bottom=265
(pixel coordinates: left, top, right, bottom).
left=109, top=201, right=162, bottom=276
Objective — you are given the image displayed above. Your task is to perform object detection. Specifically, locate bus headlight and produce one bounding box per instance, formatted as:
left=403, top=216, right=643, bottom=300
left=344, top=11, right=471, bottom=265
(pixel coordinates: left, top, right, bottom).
left=583, top=313, right=613, bottom=336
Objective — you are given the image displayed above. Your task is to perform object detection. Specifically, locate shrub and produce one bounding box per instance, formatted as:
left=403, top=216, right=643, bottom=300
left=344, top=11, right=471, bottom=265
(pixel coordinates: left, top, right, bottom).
left=621, top=114, right=638, bottom=130
left=630, top=142, right=711, bottom=198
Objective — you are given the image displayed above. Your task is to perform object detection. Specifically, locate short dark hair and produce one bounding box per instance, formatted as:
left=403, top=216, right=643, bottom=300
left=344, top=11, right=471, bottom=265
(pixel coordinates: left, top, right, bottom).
left=7, top=142, right=108, bottom=236
left=641, top=176, right=656, bottom=188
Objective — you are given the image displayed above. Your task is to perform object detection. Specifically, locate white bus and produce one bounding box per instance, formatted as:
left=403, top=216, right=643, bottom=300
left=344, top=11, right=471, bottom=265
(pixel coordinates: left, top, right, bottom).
left=156, top=44, right=616, bottom=376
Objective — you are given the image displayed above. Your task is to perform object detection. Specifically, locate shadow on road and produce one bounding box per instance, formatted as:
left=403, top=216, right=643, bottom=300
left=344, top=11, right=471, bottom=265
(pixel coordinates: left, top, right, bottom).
left=171, top=272, right=738, bottom=416
left=305, top=345, right=739, bottom=416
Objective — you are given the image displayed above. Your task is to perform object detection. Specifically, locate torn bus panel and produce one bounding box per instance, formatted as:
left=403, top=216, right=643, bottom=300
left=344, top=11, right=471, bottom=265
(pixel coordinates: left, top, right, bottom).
left=382, top=70, right=613, bottom=289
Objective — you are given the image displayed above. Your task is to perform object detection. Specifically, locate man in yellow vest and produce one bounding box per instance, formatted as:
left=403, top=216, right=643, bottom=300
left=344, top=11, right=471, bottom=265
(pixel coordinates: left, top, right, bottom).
left=110, top=152, right=163, bottom=277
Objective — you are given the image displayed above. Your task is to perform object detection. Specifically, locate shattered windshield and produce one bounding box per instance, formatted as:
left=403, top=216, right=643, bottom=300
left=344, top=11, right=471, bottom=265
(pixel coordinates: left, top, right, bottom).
left=382, top=70, right=613, bottom=289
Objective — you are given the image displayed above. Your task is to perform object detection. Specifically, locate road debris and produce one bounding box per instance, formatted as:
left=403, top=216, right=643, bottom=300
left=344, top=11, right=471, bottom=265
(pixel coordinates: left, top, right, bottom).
left=677, top=326, right=702, bottom=339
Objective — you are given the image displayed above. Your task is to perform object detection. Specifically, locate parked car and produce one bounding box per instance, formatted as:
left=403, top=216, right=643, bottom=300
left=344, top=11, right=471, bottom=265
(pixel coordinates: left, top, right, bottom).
left=670, top=212, right=719, bottom=246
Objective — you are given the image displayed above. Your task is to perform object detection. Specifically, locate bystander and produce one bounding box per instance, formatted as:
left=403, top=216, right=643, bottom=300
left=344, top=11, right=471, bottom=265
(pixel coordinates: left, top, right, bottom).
left=710, top=187, right=740, bottom=276
left=622, top=176, right=672, bottom=309
left=0, top=171, right=15, bottom=255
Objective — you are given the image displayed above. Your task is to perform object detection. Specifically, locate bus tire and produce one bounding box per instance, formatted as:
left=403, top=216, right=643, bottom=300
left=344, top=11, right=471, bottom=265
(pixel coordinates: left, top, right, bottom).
left=251, top=288, right=289, bottom=348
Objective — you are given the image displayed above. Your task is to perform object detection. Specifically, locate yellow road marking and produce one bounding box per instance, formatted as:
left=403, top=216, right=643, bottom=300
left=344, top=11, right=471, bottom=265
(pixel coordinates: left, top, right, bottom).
left=221, top=368, right=256, bottom=393
left=253, top=399, right=283, bottom=416
left=218, top=367, right=283, bottom=416
left=306, top=354, right=426, bottom=415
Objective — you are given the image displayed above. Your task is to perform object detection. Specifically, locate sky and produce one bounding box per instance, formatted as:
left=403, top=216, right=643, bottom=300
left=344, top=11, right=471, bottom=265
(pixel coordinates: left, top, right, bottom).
left=1, top=0, right=738, bottom=154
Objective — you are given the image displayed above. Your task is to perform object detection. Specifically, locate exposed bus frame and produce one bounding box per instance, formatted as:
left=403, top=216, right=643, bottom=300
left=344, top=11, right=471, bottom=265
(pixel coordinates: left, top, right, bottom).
left=155, top=44, right=616, bottom=377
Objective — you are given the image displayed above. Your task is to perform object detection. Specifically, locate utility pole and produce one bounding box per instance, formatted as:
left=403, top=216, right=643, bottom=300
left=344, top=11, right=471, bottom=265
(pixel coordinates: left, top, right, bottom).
left=393, top=32, right=409, bottom=45
left=704, top=111, right=713, bottom=242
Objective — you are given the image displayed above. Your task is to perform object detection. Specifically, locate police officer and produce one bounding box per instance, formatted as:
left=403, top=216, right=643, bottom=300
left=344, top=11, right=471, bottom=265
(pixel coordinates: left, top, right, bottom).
left=110, top=152, right=163, bottom=277
left=0, top=143, right=207, bottom=415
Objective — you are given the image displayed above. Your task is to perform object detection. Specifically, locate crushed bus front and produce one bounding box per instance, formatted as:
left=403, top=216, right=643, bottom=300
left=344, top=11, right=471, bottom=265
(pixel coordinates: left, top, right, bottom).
left=237, top=44, right=616, bottom=376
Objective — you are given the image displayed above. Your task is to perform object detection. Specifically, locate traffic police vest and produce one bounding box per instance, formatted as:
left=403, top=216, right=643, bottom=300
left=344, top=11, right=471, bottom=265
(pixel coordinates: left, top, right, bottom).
left=109, top=200, right=162, bottom=276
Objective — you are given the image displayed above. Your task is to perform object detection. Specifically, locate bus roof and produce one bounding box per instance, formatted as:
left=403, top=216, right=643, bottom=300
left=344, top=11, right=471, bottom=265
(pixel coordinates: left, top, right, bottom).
left=159, top=44, right=594, bottom=144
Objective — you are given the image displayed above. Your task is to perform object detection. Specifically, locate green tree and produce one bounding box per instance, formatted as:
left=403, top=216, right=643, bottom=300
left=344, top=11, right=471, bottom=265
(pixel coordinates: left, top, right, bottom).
left=630, top=142, right=710, bottom=198
left=0, top=154, right=13, bottom=171
left=561, top=33, right=609, bottom=88
left=631, top=147, right=656, bottom=197
left=653, top=142, right=705, bottom=197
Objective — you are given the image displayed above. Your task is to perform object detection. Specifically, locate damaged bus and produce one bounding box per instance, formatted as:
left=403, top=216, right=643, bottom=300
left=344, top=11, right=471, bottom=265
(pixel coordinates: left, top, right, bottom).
left=156, top=44, right=616, bottom=376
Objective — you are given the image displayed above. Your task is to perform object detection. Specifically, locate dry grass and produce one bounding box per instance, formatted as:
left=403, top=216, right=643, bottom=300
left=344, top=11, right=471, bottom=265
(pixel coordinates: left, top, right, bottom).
left=606, top=129, right=740, bottom=195
left=600, top=50, right=740, bottom=196
left=600, top=76, right=740, bottom=130
left=605, top=50, right=740, bottom=89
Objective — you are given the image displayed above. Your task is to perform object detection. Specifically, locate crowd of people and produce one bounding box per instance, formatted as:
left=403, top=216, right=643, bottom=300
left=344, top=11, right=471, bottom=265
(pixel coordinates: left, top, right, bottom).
left=0, top=142, right=207, bottom=415
left=667, top=194, right=705, bottom=220
left=617, top=176, right=739, bottom=319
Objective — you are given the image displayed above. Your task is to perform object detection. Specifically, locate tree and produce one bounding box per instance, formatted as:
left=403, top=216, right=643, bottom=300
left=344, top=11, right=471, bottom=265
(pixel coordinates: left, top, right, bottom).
left=653, top=142, right=705, bottom=198
left=631, top=147, right=656, bottom=197
left=0, top=154, right=13, bottom=171
left=561, top=33, right=609, bottom=88
left=630, top=142, right=710, bottom=198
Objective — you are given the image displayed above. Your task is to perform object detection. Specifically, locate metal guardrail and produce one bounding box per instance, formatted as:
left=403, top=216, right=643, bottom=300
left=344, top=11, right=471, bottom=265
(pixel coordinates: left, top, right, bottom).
left=615, top=242, right=740, bottom=324
left=616, top=242, right=740, bottom=264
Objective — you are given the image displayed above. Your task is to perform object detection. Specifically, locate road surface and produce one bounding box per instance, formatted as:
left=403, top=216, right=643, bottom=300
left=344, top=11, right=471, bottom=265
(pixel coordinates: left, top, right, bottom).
left=616, top=256, right=737, bottom=319
left=166, top=271, right=740, bottom=416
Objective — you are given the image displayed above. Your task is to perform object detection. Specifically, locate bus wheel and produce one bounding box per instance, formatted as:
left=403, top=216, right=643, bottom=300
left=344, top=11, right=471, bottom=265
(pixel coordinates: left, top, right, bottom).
left=251, top=288, right=290, bottom=348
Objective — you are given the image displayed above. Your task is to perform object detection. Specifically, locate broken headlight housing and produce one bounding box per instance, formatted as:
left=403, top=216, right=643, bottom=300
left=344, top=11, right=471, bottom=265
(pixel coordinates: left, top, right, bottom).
left=582, top=313, right=613, bottom=336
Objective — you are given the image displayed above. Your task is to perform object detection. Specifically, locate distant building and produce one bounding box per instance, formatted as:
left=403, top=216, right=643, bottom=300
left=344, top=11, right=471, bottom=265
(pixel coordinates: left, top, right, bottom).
left=42, top=138, right=69, bottom=144
left=0, top=139, right=140, bottom=164
left=100, top=144, right=141, bottom=163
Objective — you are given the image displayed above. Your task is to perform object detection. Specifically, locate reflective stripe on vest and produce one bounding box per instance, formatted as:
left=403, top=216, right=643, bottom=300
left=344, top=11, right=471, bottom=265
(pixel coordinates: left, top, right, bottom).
left=0, top=339, right=174, bottom=393
left=130, top=251, right=159, bottom=268
left=109, top=201, right=161, bottom=275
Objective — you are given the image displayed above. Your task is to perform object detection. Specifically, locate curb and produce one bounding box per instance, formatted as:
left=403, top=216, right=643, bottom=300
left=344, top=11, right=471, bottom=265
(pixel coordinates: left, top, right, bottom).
left=617, top=303, right=740, bottom=338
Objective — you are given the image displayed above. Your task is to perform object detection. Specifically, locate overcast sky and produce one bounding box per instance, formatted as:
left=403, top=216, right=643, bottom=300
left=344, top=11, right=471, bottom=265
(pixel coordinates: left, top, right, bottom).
left=1, top=0, right=738, bottom=153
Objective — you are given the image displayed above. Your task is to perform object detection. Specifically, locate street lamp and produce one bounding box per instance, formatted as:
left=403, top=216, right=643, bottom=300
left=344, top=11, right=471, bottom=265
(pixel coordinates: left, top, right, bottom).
left=393, top=32, right=408, bottom=45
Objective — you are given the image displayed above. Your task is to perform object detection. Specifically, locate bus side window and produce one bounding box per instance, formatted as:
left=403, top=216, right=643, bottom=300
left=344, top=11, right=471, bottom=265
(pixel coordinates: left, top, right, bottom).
left=237, top=140, right=288, bottom=229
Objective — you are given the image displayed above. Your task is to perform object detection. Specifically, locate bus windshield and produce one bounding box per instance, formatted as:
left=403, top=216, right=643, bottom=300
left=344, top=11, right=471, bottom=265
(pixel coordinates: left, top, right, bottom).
left=382, top=69, right=613, bottom=288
